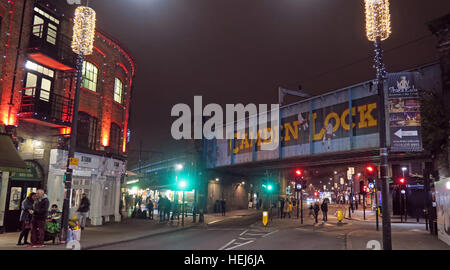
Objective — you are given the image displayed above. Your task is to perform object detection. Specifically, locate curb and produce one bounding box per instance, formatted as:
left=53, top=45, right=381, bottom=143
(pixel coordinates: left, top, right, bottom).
left=82, top=224, right=195, bottom=250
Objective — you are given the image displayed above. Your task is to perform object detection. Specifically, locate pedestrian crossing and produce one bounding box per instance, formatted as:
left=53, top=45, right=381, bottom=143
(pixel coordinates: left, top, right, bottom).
left=218, top=229, right=278, bottom=250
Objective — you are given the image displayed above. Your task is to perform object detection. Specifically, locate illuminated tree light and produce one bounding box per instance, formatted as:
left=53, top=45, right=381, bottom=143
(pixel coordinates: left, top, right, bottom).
left=365, top=0, right=391, bottom=42
left=72, top=6, right=96, bottom=55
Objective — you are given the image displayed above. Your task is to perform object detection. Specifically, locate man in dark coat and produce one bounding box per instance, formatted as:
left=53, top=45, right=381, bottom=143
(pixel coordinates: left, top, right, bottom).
left=280, top=198, right=285, bottom=219
left=321, top=200, right=328, bottom=222
left=77, top=193, right=90, bottom=230
left=220, top=199, right=226, bottom=216
left=313, top=202, right=320, bottom=224
left=30, top=189, right=49, bottom=247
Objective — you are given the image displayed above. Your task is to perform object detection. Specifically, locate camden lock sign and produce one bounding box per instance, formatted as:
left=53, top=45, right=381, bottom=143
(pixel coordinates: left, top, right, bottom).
left=387, top=72, right=423, bottom=152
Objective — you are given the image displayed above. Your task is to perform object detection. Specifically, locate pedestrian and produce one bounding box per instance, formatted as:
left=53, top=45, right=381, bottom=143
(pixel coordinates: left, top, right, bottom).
left=146, top=199, right=154, bottom=220
left=77, top=193, right=90, bottom=230
left=321, top=199, right=328, bottom=222
left=158, top=195, right=165, bottom=221
left=17, top=192, right=36, bottom=246
left=29, top=189, right=49, bottom=247
left=280, top=198, right=285, bottom=219
left=309, top=204, right=314, bottom=217
left=119, top=198, right=123, bottom=220
left=220, top=199, right=226, bottom=216
left=313, top=201, right=320, bottom=224
left=166, top=198, right=172, bottom=221
left=284, top=199, right=291, bottom=218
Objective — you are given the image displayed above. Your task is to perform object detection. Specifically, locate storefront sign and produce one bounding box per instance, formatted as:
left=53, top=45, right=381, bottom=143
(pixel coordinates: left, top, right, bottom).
left=387, top=72, right=423, bottom=152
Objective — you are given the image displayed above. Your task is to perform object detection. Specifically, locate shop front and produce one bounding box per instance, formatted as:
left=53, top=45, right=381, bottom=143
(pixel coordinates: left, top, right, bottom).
left=47, top=149, right=125, bottom=226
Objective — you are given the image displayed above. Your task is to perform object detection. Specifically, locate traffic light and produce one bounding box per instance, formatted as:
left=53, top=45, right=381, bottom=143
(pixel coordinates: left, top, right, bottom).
left=366, top=165, right=374, bottom=173
left=362, top=185, right=368, bottom=194
left=314, top=191, right=318, bottom=197
left=398, top=178, right=406, bottom=185
left=262, top=183, right=274, bottom=192
left=295, top=169, right=303, bottom=176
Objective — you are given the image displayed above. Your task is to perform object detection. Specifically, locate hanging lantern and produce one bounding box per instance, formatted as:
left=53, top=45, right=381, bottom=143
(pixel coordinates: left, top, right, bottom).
left=365, top=0, right=391, bottom=42
left=72, top=6, right=96, bottom=55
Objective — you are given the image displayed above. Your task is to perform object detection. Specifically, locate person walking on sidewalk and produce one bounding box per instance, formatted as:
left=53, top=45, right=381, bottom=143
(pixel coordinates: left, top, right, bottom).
left=29, top=189, right=49, bottom=247
left=321, top=199, right=328, bottom=222
left=313, top=201, right=320, bottom=224
left=221, top=199, right=226, bottom=216
left=77, top=193, right=90, bottom=230
left=309, top=204, right=314, bottom=217
left=284, top=199, right=292, bottom=218
left=280, top=198, right=285, bottom=219
left=17, top=192, right=36, bottom=245
left=158, top=195, right=165, bottom=221
left=146, top=198, right=154, bottom=220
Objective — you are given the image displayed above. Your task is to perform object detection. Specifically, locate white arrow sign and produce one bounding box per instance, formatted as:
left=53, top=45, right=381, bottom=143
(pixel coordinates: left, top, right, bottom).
left=394, top=129, right=418, bottom=139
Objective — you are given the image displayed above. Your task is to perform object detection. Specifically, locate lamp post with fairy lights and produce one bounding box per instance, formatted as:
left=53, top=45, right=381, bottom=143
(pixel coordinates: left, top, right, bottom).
left=364, top=0, right=392, bottom=250
left=61, top=5, right=96, bottom=242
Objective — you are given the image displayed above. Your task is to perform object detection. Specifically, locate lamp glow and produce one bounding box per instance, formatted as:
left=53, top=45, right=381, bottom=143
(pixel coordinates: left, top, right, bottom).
left=365, top=0, right=391, bottom=42
left=72, top=6, right=96, bottom=55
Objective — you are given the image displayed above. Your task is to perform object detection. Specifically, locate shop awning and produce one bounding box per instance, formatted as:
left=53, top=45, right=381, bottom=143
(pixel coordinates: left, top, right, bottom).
left=0, top=134, right=27, bottom=172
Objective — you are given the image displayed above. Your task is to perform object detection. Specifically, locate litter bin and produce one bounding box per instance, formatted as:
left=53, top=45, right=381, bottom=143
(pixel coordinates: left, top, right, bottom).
left=337, top=210, right=343, bottom=222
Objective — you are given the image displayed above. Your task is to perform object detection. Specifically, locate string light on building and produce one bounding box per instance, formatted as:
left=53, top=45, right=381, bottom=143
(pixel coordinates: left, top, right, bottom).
left=71, top=6, right=96, bottom=55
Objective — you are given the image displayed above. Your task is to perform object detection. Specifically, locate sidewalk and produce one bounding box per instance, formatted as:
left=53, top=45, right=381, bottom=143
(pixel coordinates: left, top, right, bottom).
left=346, top=229, right=450, bottom=250
left=0, top=209, right=258, bottom=250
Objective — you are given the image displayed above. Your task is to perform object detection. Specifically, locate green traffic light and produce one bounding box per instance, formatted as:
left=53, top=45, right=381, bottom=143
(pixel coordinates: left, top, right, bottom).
left=267, top=184, right=273, bottom=191
left=178, top=180, right=187, bottom=189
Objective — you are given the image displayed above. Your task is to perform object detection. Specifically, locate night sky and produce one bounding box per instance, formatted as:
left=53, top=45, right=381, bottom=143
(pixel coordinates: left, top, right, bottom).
left=89, top=0, right=450, bottom=167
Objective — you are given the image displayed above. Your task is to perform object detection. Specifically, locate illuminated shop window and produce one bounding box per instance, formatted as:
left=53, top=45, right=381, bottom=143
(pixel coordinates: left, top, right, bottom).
left=24, top=60, right=54, bottom=102
left=32, top=7, right=59, bottom=45
left=114, top=78, right=123, bottom=104
left=82, top=61, right=98, bottom=92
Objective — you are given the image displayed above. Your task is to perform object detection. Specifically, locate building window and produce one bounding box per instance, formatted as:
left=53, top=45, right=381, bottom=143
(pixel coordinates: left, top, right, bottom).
left=114, top=78, right=123, bottom=104
left=32, top=7, right=59, bottom=45
left=24, top=60, right=54, bottom=102
left=110, top=123, right=122, bottom=155
left=77, top=112, right=99, bottom=151
left=82, top=61, right=98, bottom=92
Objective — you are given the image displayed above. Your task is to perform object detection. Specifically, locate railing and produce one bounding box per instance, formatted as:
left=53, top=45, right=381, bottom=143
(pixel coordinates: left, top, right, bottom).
left=28, top=24, right=77, bottom=68
left=20, top=87, right=73, bottom=125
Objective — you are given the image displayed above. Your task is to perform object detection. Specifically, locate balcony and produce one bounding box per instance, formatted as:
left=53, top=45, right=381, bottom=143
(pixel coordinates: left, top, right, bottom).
left=19, top=87, right=73, bottom=127
left=27, top=24, right=77, bottom=71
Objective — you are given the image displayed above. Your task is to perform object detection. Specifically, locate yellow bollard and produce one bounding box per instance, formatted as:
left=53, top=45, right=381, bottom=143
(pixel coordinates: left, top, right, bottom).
left=337, top=210, right=343, bottom=222
left=262, top=211, right=268, bottom=227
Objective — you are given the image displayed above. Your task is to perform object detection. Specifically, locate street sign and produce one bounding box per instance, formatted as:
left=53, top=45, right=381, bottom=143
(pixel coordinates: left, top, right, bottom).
left=262, top=211, right=268, bottom=227
left=69, top=157, right=78, bottom=169
left=387, top=72, right=423, bottom=152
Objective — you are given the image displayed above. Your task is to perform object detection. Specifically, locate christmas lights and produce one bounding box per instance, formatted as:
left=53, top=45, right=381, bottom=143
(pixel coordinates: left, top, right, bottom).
left=71, top=6, right=96, bottom=55
left=365, top=0, right=391, bottom=42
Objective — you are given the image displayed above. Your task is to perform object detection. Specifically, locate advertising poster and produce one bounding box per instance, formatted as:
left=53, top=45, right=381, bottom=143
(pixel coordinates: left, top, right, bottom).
left=387, top=72, right=423, bottom=152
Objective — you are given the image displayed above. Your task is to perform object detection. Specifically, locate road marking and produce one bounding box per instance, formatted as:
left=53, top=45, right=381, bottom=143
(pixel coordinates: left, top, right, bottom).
left=238, top=237, right=256, bottom=240
left=208, top=220, right=222, bottom=224
left=225, top=240, right=254, bottom=250
left=245, top=232, right=267, bottom=236
left=262, top=230, right=279, bottom=238
left=239, top=229, right=249, bottom=236
left=218, top=239, right=236, bottom=250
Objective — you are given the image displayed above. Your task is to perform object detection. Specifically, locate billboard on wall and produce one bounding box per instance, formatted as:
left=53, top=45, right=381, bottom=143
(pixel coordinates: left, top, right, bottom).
left=436, top=178, right=450, bottom=246
left=205, top=80, right=381, bottom=168
left=387, top=72, right=423, bottom=152
left=205, top=66, right=438, bottom=169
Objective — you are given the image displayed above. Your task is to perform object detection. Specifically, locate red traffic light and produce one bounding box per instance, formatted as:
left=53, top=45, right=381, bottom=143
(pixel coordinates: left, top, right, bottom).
left=399, top=178, right=406, bottom=184
left=295, top=169, right=302, bottom=176
left=314, top=192, right=318, bottom=197
left=363, top=185, right=368, bottom=192
left=366, top=166, right=374, bottom=173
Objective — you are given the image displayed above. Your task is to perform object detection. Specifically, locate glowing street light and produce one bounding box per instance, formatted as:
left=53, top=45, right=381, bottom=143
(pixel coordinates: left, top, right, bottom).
left=365, top=0, right=392, bottom=250
left=62, top=5, right=96, bottom=243
left=175, top=164, right=183, bottom=171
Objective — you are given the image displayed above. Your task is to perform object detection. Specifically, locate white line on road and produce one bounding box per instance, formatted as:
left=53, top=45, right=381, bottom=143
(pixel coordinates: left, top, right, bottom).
left=239, top=229, right=249, bottom=236
left=218, top=239, right=236, bottom=250
left=262, top=230, right=279, bottom=238
left=245, top=233, right=267, bottom=236
left=238, top=237, right=256, bottom=240
left=225, top=240, right=254, bottom=250
left=208, top=220, right=222, bottom=224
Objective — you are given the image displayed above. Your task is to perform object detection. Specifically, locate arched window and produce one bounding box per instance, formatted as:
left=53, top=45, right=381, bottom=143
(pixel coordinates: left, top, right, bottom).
left=77, top=112, right=99, bottom=151
left=114, top=78, right=123, bottom=104
left=109, top=123, right=122, bottom=155
left=82, top=61, right=98, bottom=92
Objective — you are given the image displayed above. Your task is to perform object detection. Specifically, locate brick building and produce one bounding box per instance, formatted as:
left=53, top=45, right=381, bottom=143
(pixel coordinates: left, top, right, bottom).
left=0, top=0, right=136, bottom=231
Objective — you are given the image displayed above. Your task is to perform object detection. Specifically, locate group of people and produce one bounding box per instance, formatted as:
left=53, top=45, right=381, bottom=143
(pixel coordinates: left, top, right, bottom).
left=309, top=200, right=329, bottom=223
left=279, top=198, right=294, bottom=219
left=17, top=190, right=90, bottom=248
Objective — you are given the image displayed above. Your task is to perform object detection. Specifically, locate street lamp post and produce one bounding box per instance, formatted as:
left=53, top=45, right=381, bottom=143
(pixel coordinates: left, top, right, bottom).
left=61, top=6, right=96, bottom=242
left=365, top=0, right=392, bottom=250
